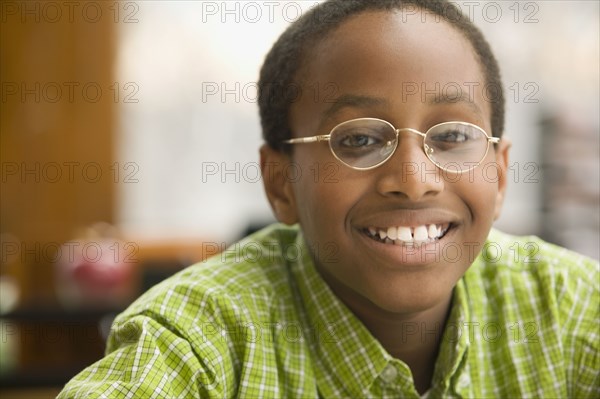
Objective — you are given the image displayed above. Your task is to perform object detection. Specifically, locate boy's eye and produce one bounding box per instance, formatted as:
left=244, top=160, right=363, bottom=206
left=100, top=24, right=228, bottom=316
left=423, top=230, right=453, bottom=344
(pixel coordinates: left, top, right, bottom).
left=341, top=134, right=377, bottom=147
left=430, top=130, right=471, bottom=143
left=337, top=129, right=382, bottom=148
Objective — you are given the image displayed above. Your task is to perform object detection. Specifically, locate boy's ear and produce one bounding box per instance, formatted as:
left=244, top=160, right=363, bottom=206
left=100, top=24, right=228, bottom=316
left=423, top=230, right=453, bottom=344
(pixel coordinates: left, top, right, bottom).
left=493, top=136, right=512, bottom=220
left=260, top=144, right=299, bottom=225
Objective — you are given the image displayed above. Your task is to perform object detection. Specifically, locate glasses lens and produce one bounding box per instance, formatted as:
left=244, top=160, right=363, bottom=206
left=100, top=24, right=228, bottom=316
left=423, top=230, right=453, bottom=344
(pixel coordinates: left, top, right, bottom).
left=329, top=119, right=397, bottom=169
left=425, top=122, right=489, bottom=171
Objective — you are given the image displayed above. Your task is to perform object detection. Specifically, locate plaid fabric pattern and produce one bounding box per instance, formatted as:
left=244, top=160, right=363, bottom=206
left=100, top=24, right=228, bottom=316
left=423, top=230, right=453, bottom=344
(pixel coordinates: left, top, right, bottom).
left=58, top=224, right=599, bottom=398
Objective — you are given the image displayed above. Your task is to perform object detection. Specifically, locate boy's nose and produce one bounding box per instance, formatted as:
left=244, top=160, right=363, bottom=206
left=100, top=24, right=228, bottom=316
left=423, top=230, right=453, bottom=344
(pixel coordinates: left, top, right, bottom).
left=375, top=136, right=444, bottom=201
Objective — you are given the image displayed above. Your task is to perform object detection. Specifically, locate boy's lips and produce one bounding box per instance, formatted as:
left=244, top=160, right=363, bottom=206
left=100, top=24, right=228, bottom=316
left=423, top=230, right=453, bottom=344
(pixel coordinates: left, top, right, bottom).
left=354, top=208, right=461, bottom=255
left=355, top=222, right=460, bottom=267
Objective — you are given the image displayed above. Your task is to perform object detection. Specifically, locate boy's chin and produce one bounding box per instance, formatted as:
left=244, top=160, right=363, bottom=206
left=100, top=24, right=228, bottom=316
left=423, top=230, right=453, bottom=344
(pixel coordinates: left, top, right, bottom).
left=361, top=282, right=455, bottom=316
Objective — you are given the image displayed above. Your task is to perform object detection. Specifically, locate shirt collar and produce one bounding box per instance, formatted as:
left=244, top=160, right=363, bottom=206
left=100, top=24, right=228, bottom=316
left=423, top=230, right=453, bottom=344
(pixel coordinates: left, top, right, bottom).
left=430, top=271, right=472, bottom=395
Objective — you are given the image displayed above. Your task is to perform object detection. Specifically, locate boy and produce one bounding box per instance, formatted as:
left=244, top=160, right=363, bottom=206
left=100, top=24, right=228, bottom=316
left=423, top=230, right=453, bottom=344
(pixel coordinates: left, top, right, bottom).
left=59, top=0, right=599, bottom=397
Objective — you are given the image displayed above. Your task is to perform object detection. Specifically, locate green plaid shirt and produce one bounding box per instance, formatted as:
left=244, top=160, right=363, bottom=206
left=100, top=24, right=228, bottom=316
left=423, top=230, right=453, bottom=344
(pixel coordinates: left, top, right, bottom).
left=59, top=224, right=599, bottom=398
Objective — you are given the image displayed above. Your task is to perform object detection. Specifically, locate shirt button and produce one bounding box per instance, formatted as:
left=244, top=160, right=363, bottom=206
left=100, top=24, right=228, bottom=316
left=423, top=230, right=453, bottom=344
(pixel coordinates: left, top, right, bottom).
left=380, top=364, right=398, bottom=383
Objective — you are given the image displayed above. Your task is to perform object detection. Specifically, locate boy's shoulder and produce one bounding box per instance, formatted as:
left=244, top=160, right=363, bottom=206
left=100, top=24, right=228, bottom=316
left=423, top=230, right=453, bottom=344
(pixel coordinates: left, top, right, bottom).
left=457, top=229, right=599, bottom=398
left=466, top=228, right=599, bottom=306
left=474, top=228, right=599, bottom=285
left=461, top=228, right=597, bottom=339
left=464, top=228, right=598, bottom=351
left=114, top=223, right=302, bottom=328
left=61, top=224, right=315, bottom=399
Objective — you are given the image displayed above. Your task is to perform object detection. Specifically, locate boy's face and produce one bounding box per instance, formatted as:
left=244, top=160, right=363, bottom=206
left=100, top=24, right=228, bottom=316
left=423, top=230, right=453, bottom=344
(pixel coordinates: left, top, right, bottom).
left=262, top=10, right=510, bottom=314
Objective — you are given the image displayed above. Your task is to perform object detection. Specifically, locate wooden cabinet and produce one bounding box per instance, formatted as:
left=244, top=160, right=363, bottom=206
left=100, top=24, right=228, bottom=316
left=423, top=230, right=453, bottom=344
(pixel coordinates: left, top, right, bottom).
left=1, top=1, right=115, bottom=392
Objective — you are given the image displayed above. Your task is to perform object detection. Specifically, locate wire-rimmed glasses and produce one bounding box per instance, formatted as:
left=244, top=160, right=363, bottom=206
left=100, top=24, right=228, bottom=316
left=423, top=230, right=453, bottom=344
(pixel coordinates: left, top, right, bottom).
left=283, top=117, right=500, bottom=172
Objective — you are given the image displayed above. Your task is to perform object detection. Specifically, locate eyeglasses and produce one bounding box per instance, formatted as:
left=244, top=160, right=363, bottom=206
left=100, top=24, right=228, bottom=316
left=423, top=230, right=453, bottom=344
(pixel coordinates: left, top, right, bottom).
left=283, top=118, right=500, bottom=172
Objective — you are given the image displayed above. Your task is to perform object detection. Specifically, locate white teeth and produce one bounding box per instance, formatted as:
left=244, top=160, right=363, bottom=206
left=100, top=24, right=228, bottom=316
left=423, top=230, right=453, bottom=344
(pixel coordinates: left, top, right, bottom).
left=414, top=225, right=428, bottom=241
left=367, top=223, right=449, bottom=245
left=387, top=226, right=398, bottom=240
left=397, top=226, right=412, bottom=242
left=428, top=224, right=438, bottom=239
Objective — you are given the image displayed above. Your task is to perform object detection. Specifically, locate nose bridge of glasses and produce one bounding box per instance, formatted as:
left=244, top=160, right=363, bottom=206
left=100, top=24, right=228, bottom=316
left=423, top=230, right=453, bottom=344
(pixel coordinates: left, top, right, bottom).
left=388, top=127, right=432, bottom=166
left=395, top=127, right=426, bottom=139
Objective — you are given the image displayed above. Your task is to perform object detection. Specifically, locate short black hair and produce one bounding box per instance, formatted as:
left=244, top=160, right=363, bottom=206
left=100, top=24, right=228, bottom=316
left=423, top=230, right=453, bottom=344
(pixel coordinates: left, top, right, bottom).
left=258, top=0, right=504, bottom=152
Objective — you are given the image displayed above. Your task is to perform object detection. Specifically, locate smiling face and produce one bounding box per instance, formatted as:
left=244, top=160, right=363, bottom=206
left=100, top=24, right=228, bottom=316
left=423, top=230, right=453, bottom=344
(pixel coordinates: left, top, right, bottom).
left=261, top=10, right=510, bottom=315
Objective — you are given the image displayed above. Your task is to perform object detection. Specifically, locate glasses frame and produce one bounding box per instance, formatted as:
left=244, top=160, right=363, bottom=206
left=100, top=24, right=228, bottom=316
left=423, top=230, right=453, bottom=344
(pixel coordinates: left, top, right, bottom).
left=283, top=117, right=500, bottom=172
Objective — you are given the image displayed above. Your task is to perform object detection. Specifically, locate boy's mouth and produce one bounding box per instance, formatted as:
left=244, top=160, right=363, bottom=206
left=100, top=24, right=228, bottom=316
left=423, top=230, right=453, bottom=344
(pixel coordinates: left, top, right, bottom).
left=362, top=223, right=452, bottom=246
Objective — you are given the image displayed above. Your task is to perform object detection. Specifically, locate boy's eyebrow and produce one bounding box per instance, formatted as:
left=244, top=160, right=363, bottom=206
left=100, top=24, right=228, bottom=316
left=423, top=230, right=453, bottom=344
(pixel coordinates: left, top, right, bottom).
left=427, top=91, right=484, bottom=117
left=322, top=91, right=484, bottom=120
left=322, top=94, right=387, bottom=120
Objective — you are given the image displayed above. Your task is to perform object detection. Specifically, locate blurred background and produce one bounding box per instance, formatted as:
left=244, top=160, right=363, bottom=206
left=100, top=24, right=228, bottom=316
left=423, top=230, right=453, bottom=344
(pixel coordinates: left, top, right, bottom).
left=1, top=1, right=598, bottom=397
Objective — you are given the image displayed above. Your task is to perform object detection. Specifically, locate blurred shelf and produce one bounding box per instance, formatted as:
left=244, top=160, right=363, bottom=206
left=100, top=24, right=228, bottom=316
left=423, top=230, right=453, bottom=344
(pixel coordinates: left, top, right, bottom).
left=0, top=306, right=123, bottom=389
left=0, top=387, right=62, bottom=399
left=0, top=367, right=88, bottom=389
left=1, top=306, right=124, bottom=322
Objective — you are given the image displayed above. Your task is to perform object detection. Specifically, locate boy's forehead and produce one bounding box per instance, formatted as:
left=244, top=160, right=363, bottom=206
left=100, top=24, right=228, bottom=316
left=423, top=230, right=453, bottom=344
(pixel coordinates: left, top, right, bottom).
left=308, top=10, right=480, bottom=78
left=293, top=10, right=490, bottom=126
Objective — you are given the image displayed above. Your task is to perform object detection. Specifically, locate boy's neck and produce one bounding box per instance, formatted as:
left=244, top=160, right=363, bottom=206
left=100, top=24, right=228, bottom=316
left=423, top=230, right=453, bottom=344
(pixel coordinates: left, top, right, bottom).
left=318, top=269, right=453, bottom=395
left=358, top=295, right=452, bottom=394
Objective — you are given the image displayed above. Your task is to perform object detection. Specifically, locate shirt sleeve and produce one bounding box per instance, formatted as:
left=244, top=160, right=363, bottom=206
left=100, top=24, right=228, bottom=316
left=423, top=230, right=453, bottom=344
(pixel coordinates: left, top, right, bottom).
left=57, top=314, right=224, bottom=399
